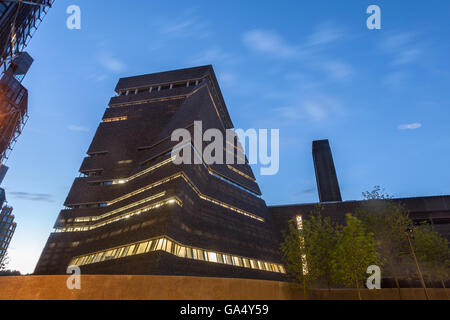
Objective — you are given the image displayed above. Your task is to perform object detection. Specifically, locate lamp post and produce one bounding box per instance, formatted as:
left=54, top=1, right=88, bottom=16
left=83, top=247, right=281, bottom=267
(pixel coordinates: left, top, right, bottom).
left=405, top=226, right=429, bottom=300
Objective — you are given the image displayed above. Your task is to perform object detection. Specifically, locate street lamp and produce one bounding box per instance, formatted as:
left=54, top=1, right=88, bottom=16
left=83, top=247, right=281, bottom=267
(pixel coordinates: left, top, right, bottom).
left=405, top=226, right=429, bottom=300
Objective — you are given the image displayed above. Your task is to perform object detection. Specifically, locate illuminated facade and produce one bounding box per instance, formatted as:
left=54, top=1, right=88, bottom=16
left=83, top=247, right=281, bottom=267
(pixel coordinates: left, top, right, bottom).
left=0, top=0, right=53, bottom=162
left=35, top=66, right=286, bottom=280
left=0, top=0, right=53, bottom=77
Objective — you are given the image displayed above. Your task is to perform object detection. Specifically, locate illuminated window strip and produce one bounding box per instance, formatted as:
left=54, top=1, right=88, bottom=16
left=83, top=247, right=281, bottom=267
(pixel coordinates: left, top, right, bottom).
left=183, top=141, right=259, bottom=196
left=227, top=165, right=255, bottom=182
left=178, top=172, right=264, bottom=222
left=101, top=156, right=263, bottom=222
left=296, top=215, right=308, bottom=275
left=74, top=192, right=166, bottom=223
left=69, top=236, right=286, bottom=274
left=108, top=172, right=181, bottom=206
left=56, top=197, right=182, bottom=232
left=77, top=158, right=262, bottom=223
left=127, top=157, right=175, bottom=182
left=66, top=173, right=263, bottom=233
left=225, top=147, right=247, bottom=164
left=103, top=116, right=128, bottom=122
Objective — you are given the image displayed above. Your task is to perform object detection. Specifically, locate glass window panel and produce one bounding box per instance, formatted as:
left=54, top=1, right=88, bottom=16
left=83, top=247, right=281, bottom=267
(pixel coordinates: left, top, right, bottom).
left=233, top=256, right=243, bottom=267
left=208, top=252, right=218, bottom=263
left=178, top=246, right=186, bottom=258
left=144, top=241, right=152, bottom=253
left=136, top=242, right=147, bottom=254
left=149, top=240, right=157, bottom=251
left=166, top=240, right=173, bottom=253
left=192, top=249, right=198, bottom=260
left=155, top=239, right=163, bottom=251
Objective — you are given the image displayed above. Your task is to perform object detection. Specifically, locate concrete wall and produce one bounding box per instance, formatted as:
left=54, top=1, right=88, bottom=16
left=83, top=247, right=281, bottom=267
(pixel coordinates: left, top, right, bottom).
left=0, top=275, right=448, bottom=300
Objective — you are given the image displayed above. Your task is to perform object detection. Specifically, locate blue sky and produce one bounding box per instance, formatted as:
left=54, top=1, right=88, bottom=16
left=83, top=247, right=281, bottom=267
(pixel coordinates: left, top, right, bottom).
left=3, top=0, right=450, bottom=273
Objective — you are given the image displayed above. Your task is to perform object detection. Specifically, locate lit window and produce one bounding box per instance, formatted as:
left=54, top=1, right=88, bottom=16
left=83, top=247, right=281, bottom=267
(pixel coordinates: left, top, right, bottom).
left=296, top=215, right=303, bottom=230
left=208, top=252, right=218, bottom=263
left=103, top=116, right=128, bottom=123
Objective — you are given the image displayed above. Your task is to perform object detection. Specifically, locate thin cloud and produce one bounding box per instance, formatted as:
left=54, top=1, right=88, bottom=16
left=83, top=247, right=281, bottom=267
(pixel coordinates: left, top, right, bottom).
left=98, top=52, right=126, bottom=73
left=322, top=60, right=353, bottom=80
left=217, top=71, right=236, bottom=86
left=383, top=71, right=409, bottom=88
left=305, top=23, right=343, bottom=47
left=190, top=47, right=238, bottom=66
left=381, top=32, right=423, bottom=65
left=68, top=125, right=89, bottom=132
left=275, top=96, right=345, bottom=123
left=156, top=11, right=212, bottom=39
left=398, top=123, right=422, bottom=130
left=242, top=29, right=297, bottom=58
left=8, top=192, right=55, bottom=203
left=242, top=23, right=344, bottom=59
left=292, top=187, right=316, bottom=198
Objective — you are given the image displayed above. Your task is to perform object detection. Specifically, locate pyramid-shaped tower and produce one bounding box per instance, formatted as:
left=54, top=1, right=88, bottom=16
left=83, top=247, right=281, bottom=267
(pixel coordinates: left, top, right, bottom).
left=35, top=66, right=285, bottom=280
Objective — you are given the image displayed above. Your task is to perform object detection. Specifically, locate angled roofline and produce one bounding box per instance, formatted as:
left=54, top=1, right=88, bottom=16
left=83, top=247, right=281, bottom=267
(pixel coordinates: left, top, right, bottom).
left=114, top=65, right=233, bottom=128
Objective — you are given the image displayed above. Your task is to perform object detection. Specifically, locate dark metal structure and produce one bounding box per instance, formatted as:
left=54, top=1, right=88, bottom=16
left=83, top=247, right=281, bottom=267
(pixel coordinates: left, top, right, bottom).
left=0, top=0, right=53, bottom=78
left=0, top=0, right=53, bottom=163
left=0, top=52, right=32, bottom=161
left=312, top=139, right=342, bottom=202
left=0, top=206, right=16, bottom=265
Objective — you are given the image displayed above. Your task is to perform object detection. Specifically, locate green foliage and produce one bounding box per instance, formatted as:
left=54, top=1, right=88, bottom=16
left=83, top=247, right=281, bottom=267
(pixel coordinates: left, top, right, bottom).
left=0, top=253, right=9, bottom=271
left=356, top=186, right=412, bottom=294
left=0, top=270, right=21, bottom=276
left=412, top=224, right=450, bottom=283
left=362, top=185, right=391, bottom=200
left=332, top=214, right=379, bottom=296
left=280, top=220, right=308, bottom=288
left=302, top=205, right=337, bottom=289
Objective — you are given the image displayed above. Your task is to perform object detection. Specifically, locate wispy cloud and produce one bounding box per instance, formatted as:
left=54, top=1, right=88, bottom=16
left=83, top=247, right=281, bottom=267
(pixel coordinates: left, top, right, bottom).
left=381, top=32, right=423, bottom=65
left=305, top=23, right=343, bottom=47
left=217, top=71, right=236, bottom=86
left=398, top=123, right=422, bottom=130
left=68, top=125, right=89, bottom=132
left=242, top=23, right=344, bottom=59
left=383, top=71, right=408, bottom=88
left=241, top=24, right=352, bottom=84
left=242, top=29, right=297, bottom=58
left=98, top=52, right=126, bottom=73
left=156, top=10, right=212, bottom=39
left=8, top=192, right=55, bottom=203
left=190, top=47, right=238, bottom=66
left=275, top=96, right=345, bottom=123
left=322, top=60, right=353, bottom=80
left=291, top=187, right=316, bottom=199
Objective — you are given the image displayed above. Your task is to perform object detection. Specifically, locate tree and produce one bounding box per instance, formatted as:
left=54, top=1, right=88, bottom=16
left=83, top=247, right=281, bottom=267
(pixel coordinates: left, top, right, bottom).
left=280, top=220, right=309, bottom=299
left=332, top=214, right=379, bottom=300
left=0, top=252, right=9, bottom=271
left=0, top=253, right=21, bottom=276
left=302, top=205, right=338, bottom=290
left=356, top=187, right=412, bottom=299
left=412, top=224, right=450, bottom=299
